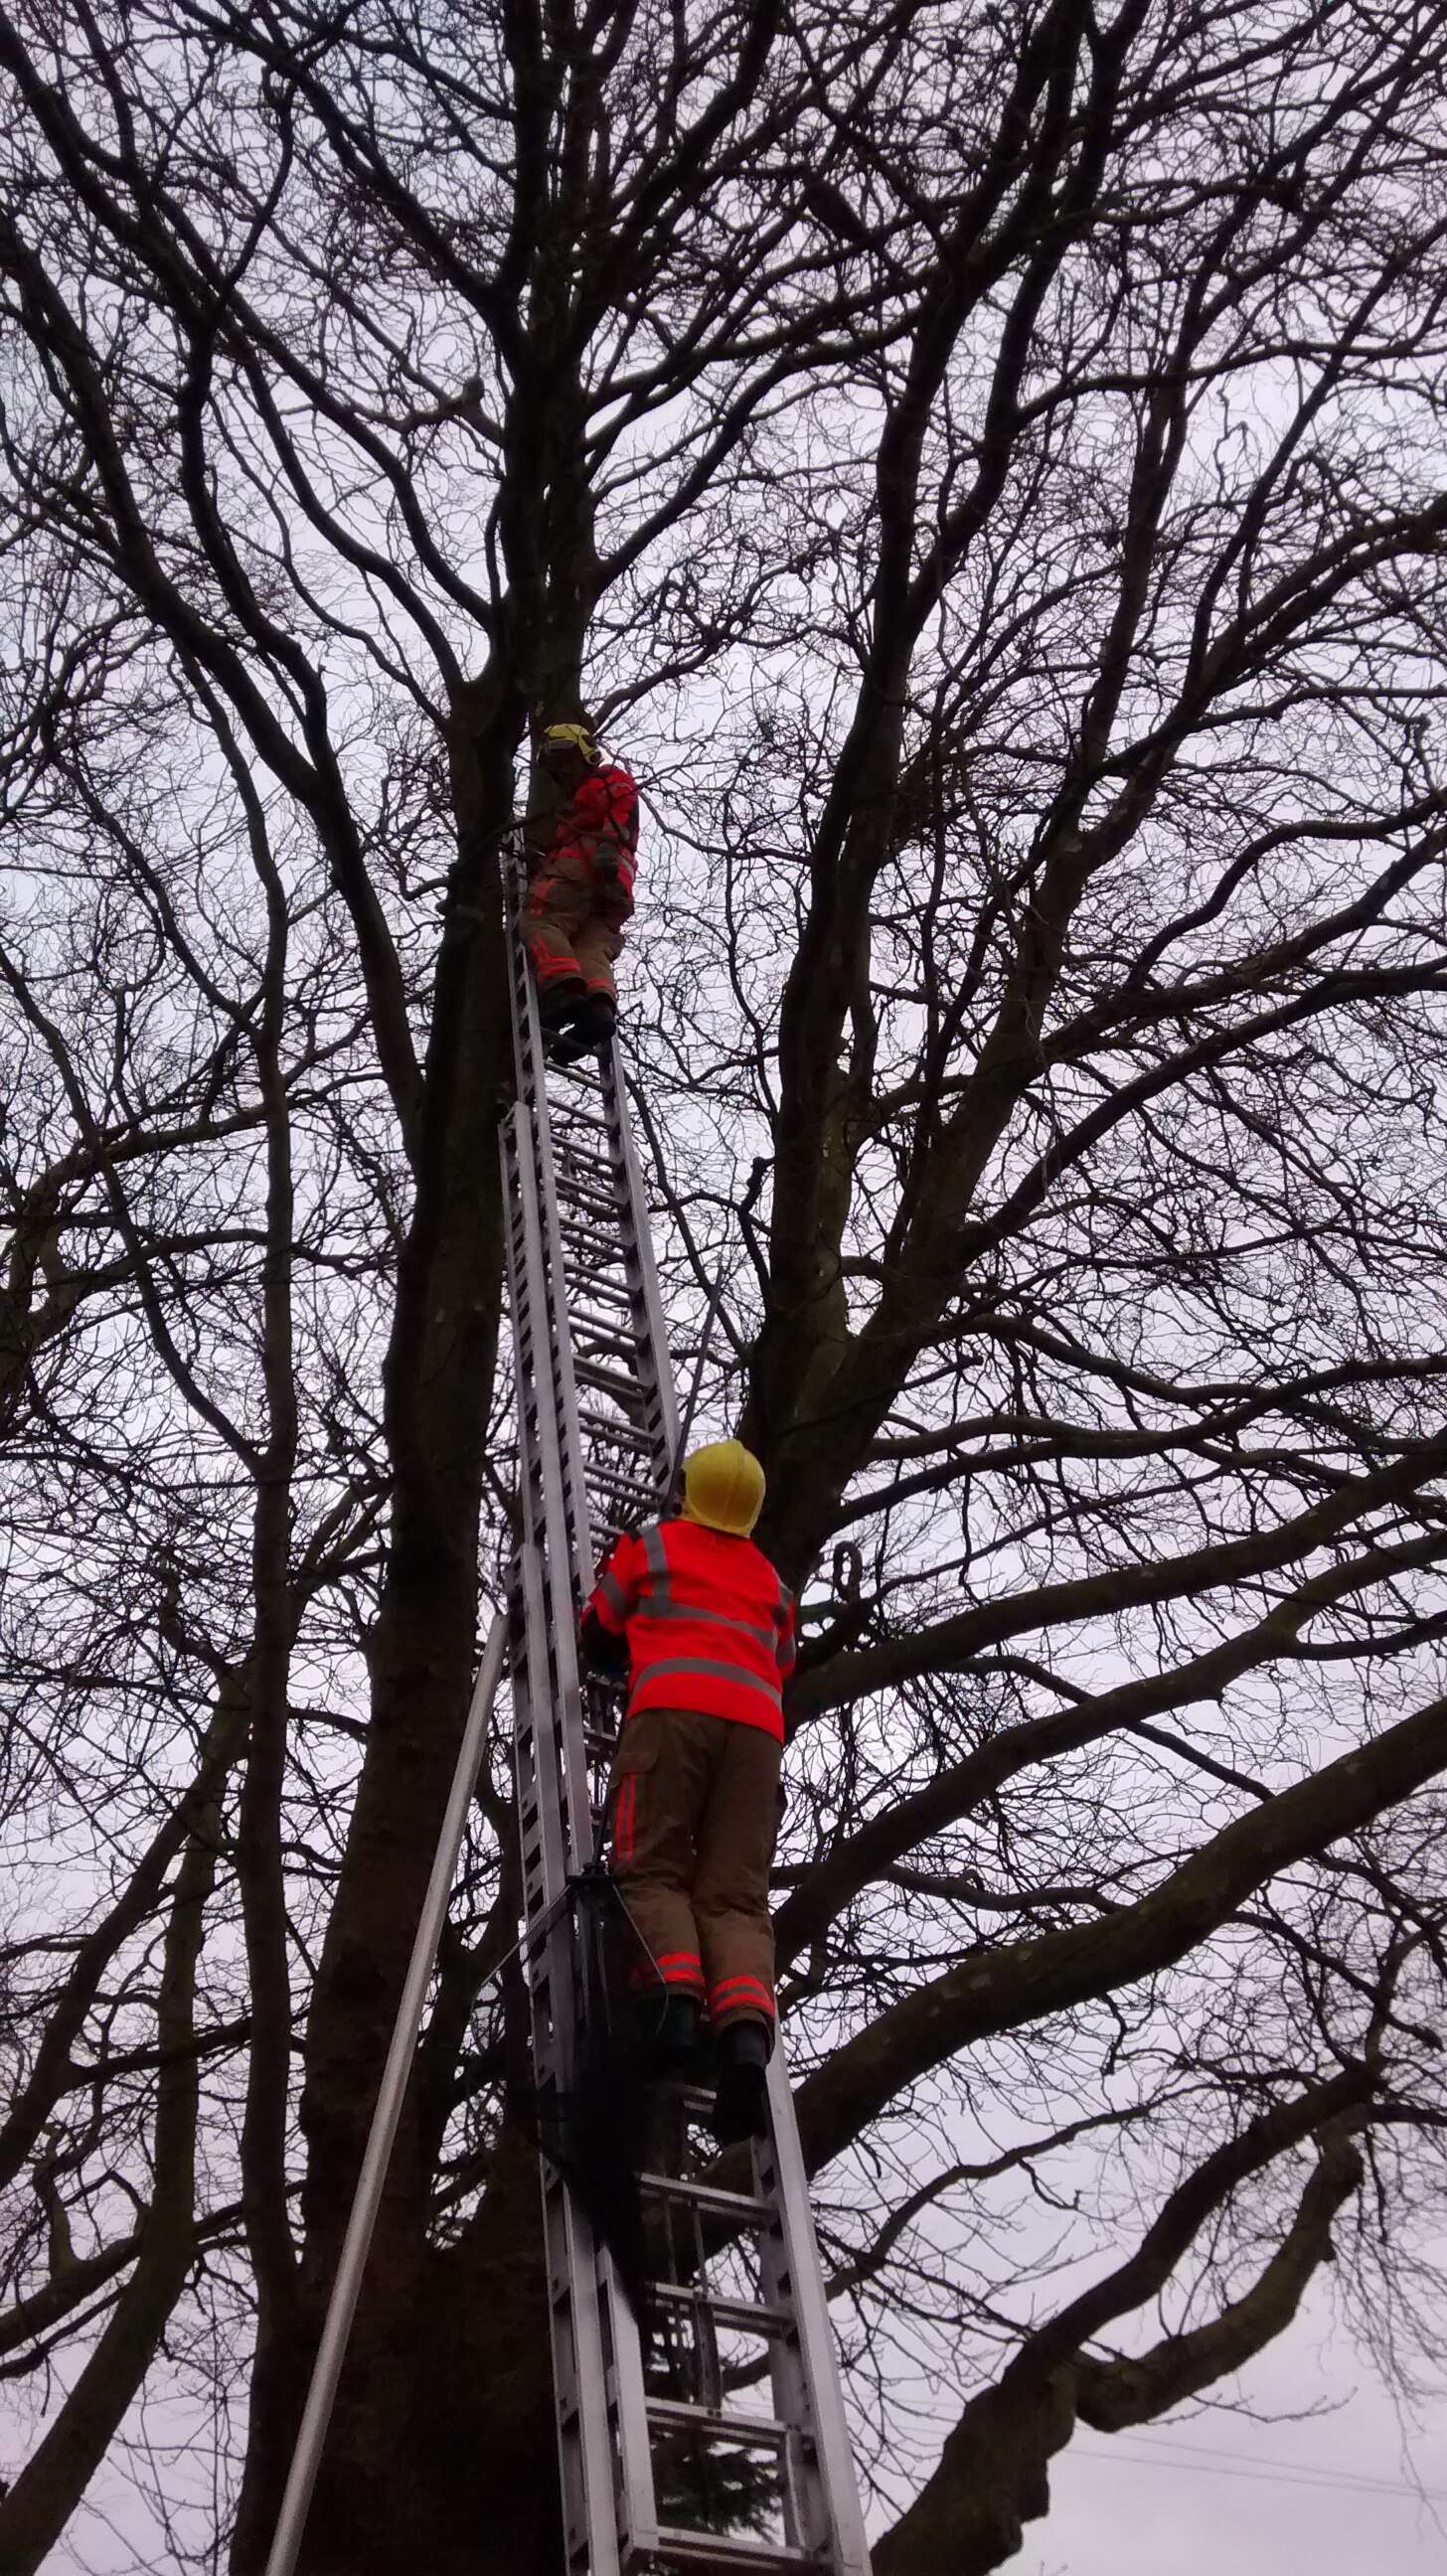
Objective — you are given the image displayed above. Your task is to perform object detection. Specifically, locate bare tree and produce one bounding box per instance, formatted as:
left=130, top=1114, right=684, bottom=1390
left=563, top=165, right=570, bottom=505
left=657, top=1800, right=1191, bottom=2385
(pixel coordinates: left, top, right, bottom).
left=4, top=3, right=1447, bottom=2571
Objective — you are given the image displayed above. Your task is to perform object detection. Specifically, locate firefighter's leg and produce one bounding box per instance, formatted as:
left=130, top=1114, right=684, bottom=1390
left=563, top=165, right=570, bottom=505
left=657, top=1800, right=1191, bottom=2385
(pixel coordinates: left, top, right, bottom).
left=693, top=1720, right=783, bottom=2044
left=522, top=864, right=591, bottom=1028
left=570, top=908, right=625, bottom=1012
left=607, top=1708, right=713, bottom=2051
left=551, top=904, right=626, bottom=1060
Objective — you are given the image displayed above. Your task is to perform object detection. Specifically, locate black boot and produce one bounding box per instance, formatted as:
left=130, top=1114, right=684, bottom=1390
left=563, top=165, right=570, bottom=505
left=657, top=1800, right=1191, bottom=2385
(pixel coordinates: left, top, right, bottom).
left=633, top=1990, right=702, bottom=2078
left=550, top=994, right=617, bottom=1065
left=538, top=976, right=586, bottom=1035
left=657, top=1993, right=704, bottom=2077
left=711, top=2018, right=769, bottom=2146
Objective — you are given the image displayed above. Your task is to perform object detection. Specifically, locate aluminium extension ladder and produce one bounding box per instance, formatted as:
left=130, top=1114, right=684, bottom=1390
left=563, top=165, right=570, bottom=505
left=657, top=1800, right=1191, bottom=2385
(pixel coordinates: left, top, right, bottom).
left=500, top=836, right=872, bottom=2576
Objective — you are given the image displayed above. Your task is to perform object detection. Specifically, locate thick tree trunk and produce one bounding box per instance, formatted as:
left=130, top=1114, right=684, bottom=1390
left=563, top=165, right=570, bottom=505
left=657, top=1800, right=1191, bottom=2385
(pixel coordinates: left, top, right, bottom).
left=231, top=688, right=522, bottom=2571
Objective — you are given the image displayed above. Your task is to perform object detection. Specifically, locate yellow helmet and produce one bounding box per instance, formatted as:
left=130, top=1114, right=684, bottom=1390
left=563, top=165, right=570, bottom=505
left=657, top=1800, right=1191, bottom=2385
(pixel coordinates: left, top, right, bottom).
left=682, top=1440, right=765, bottom=1536
left=539, top=721, right=599, bottom=764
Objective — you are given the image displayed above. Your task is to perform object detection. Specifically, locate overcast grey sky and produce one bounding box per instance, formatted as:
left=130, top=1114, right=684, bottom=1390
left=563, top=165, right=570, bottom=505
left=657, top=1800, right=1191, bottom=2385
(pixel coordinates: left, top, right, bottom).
left=1021, top=2296, right=1447, bottom=2576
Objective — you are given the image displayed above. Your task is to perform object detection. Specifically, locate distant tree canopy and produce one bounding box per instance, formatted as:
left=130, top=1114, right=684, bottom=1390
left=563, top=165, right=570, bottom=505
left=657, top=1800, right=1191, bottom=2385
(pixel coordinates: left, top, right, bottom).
left=4, top=2, right=1447, bottom=2568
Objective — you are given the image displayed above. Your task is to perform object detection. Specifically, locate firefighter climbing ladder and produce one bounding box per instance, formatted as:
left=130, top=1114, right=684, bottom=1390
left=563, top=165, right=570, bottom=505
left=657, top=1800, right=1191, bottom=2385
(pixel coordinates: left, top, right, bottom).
left=264, top=840, right=871, bottom=2576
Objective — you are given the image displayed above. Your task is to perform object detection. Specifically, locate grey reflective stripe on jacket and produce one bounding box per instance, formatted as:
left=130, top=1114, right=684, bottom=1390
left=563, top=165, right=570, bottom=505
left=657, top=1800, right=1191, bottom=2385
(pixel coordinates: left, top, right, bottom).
left=597, top=1570, right=629, bottom=1621
left=640, top=1523, right=671, bottom=1604
left=639, top=1656, right=783, bottom=1705
left=638, top=1521, right=792, bottom=1662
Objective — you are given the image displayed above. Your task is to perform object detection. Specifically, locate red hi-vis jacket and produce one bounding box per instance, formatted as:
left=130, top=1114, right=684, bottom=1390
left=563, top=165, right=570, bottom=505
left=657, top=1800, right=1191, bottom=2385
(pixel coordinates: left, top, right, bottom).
left=583, top=1518, right=795, bottom=1741
left=541, top=764, right=639, bottom=904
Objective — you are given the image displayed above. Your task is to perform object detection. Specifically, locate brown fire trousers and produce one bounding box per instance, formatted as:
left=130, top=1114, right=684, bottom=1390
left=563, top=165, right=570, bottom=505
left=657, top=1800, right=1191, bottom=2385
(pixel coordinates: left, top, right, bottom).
left=524, top=847, right=631, bottom=1010
left=607, top=1706, right=782, bottom=2042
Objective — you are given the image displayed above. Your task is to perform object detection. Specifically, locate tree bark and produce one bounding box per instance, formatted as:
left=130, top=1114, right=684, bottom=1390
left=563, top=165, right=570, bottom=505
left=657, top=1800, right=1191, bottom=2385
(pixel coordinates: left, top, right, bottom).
left=234, top=693, right=521, bottom=2572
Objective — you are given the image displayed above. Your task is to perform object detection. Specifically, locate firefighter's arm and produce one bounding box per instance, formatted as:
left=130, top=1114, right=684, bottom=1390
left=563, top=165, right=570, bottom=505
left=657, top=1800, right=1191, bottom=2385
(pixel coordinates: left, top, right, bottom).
left=776, top=1592, right=798, bottom=1684
left=576, top=768, right=637, bottom=878
left=579, top=1531, right=641, bottom=1677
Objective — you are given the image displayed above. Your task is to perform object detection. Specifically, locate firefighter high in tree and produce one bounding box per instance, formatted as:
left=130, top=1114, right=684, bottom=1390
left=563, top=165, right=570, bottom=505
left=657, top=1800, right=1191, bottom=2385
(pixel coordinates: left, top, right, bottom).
left=523, top=716, right=639, bottom=1064
left=580, top=1441, right=794, bottom=2145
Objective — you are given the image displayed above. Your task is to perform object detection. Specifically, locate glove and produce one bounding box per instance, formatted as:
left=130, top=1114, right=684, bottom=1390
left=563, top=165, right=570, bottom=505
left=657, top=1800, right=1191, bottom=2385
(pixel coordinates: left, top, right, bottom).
left=579, top=1605, right=629, bottom=1682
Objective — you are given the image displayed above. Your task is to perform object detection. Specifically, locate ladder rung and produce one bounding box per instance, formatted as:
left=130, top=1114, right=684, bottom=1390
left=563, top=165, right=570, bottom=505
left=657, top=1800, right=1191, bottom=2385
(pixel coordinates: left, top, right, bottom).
left=565, top=1272, right=634, bottom=1309
left=676, top=2084, right=719, bottom=2117
left=641, top=2174, right=772, bottom=2226
left=651, top=2532, right=823, bottom=2573
left=557, top=1190, right=617, bottom=1228
left=587, top=1464, right=657, bottom=1499
left=646, top=2395, right=793, bottom=2449
left=552, top=1172, right=618, bottom=1208
left=557, top=1213, right=624, bottom=1252
left=573, top=1355, right=642, bottom=1397
left=553, top=1128, right=612, bottom=1161
left=555, top=1170, right=616, bottom=1212
left=651, top=2281, right=794, bottom=2337
left=578, top=1409, right=655, bottom=1450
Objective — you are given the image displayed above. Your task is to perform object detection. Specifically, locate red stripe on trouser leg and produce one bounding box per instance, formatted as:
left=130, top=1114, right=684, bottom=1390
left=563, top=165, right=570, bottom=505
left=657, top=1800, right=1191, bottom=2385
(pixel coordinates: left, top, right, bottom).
left=710, top=1975, right=775, bottom=2020
left=711, top=1975, right=774, bottom=2007
left=532, top=948, right=584, bottom=986
left=657, top=1953, right=705, bottom=1991
left=627, top=1952, right=704, bottom=1990
left=570, top=916, right=621, bottom=1009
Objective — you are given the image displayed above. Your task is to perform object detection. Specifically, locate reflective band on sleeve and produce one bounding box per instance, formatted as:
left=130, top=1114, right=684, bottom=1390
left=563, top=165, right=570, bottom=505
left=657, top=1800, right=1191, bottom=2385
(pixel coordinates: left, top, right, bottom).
left=641, top=1523, right=670, bottom=1607
left=596, top=1571, right=629, bottom=1624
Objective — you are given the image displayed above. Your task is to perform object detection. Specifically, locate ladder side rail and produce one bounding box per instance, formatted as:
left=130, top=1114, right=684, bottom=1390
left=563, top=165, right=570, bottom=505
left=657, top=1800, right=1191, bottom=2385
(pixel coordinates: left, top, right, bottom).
left=503, top=1118, right=584, bottom=1963
left=505, top=829, right=548, bottom=1106
left=755, top=2067, right=874, bottom=2576
left=502, top=1123, right=572, bottom=1959
left=510, top=1500, right=630, bottom=2576
left=518, top=1085, right=666, bottom=2564
left=507, top=829, right=608, bottom=1829
left=600, top=1048, right=680, bottom=1484
left=523, top=1059, right=680, bottom=2572
left=503, top=916, right=662, bottom=2569
left=503, top=1118, right=626, bottom=2576
left=510, top=1084, right=601, bottom=1877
